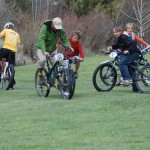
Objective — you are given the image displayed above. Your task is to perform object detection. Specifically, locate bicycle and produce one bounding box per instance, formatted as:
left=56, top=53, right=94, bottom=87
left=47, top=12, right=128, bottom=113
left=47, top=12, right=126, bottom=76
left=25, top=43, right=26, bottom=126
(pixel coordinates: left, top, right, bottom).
left=0, top=58, right=14, bottom=90
left=35, top=51, right=80, bottom=100
left=92, top=46, right=150, bottom=93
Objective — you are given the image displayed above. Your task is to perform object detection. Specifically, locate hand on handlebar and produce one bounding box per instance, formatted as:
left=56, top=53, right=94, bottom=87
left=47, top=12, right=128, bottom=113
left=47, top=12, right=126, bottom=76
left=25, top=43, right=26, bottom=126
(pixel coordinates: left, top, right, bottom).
left=69, top=47, right=74, bottom=52
left=80, top=58, right=84, bottom=62
left=146, top=45, right=150, bottom=49
left=123, top=50, right=129, bottom=55
left=107, top=46, right=112, bottom=51
left=43, top=52, right=50, bottom=56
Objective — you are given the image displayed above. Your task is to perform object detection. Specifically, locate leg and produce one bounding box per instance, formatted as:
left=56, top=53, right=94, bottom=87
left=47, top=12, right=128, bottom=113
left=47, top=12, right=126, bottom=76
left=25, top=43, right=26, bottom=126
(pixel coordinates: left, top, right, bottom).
left=74, top=62, right=80, bottom=79
left=129, top=62, right=139, bottom=92
left=7, top=51, right=15, bottom=89
left=75, top=62, right=80, bottom=72
left=36, top=49, right=46, bottom=70
left=119, top=52, right=140, bottom=80
left=119, top=56, right=131, bottom=80
left=36, top=49, right=47, bottom=84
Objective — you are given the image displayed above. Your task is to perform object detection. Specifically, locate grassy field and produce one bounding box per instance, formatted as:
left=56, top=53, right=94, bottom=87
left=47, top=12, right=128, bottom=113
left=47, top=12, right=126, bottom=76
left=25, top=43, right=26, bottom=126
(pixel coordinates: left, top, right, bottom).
left=0, top=55, right=150, bottom=150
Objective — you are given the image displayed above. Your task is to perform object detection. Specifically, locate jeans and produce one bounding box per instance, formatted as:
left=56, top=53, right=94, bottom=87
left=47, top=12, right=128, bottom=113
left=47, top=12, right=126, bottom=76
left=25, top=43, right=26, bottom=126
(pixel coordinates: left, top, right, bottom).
left=119, top=51, right=140, bottom=80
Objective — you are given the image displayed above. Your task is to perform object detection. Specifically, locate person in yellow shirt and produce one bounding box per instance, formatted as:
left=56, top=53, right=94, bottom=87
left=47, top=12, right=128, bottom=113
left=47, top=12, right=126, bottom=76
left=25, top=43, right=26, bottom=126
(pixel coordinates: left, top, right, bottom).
left=0, top=22, right=20, bottom=90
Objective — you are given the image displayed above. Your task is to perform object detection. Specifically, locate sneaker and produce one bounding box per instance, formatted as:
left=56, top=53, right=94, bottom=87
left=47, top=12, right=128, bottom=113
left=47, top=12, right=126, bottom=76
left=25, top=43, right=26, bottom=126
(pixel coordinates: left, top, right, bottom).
left=74, top=72, right=78, bottom=79
left=120, top=79, right=133, bottom=85
left=6, top=79, right=16, bottom=90
left=124, top=79, right=133, bottom=86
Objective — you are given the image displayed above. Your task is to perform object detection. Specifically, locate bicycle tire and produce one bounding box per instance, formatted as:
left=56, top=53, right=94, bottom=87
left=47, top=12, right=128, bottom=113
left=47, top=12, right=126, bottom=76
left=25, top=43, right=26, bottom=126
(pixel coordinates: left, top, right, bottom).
left=93, top=63, right=117, bottom=91
left=135, top=65, right=150, bottom=94
left=2, top=65, right=14, bottom=90
left=60, top=68, right=72, bottom=100
left=35, top=68, right=50, bottom=97
left=69, top=70, right=76, bottom=99
left=0, top=65, right=1, bottom=83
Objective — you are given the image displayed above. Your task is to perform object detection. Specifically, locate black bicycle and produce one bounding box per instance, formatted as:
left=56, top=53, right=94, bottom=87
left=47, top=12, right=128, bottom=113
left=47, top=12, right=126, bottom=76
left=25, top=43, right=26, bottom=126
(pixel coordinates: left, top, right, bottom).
left=93, top=47, right=150, bottom=93
left=35, top=52, right=80, bottom=99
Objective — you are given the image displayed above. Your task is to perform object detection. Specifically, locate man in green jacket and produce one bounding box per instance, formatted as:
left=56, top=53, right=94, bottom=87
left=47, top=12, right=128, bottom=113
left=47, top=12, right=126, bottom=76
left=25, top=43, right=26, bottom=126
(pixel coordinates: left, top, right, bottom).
left=35, top=17, right=73, bottom=81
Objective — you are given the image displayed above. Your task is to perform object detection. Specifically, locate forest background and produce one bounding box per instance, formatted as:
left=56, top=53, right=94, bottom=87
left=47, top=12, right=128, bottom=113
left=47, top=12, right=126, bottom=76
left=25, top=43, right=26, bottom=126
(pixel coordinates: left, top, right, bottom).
left=0, top=0, right=150, bottom=65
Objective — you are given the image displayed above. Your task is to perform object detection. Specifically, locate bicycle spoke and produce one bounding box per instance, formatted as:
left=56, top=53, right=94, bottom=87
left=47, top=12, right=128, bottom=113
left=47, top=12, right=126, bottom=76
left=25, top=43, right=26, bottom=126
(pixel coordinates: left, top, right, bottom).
left=93, top=63, right=117, bottom=91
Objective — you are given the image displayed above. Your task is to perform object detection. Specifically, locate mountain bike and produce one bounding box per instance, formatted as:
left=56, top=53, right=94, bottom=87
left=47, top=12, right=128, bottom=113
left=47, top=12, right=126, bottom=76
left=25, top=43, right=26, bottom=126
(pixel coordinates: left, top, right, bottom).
left=0, top=58, right=14, bottom=90
left=93, top=46, right=150, bottom=93
left=35, top=52, right=80, bottom=100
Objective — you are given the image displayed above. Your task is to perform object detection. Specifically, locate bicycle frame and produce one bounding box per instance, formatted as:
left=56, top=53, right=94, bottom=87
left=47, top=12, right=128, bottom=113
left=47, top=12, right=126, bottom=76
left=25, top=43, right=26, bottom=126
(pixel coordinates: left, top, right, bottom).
left=1, top=58, right=9, bottom=79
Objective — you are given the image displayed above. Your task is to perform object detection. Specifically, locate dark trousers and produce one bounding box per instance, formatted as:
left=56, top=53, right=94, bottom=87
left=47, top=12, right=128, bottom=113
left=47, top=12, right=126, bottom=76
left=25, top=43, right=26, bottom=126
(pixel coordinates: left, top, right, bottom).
left=0, top=48, right=15, bottom=65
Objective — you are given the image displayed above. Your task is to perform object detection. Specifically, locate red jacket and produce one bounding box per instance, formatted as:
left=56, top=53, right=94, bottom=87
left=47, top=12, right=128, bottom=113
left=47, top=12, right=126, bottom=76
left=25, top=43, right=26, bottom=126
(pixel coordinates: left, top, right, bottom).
left=64, top=38, right=84, bottom=59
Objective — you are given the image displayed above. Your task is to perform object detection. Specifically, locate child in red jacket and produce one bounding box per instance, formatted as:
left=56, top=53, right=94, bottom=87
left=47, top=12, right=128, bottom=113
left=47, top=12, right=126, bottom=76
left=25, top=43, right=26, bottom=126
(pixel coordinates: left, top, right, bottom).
left=58, top=31, right=84, bottom=78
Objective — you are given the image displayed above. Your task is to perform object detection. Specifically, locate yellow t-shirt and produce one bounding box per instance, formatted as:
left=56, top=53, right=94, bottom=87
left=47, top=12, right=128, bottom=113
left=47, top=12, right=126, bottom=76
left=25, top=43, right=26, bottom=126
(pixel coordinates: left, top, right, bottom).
left=0, top=29, right=20, bottom=52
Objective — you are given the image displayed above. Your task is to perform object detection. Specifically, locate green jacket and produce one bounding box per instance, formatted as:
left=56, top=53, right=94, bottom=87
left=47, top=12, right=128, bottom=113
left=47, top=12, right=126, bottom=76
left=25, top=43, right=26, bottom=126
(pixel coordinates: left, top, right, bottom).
left=35, top=20, right=71, bottom=52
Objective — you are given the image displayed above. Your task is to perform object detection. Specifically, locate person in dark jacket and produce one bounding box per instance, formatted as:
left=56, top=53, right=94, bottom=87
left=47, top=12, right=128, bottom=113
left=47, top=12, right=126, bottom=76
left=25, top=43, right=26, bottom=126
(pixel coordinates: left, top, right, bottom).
left=112, top=26, right=141, bottom=91
left=35, top=17, right=73, bottom=83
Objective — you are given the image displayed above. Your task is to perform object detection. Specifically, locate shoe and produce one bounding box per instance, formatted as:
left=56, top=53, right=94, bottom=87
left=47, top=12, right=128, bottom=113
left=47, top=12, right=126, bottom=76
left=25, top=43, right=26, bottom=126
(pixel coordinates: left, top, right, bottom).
left=120, top=79, right=133, bottom=85
left=132, top=87, right=140, bottom=93
left=124, top=79, right=133, bottom=85
left=6, top=79, right=16, bottom=90
left=74, top=72, right=78, bottom=79
left=132, top=89, right=140, bottom=93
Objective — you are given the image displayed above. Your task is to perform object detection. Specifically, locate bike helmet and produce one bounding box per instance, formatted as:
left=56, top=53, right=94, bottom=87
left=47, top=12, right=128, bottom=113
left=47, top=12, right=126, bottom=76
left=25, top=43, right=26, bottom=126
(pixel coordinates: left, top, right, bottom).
left=4, top=22, right=14, bottom=29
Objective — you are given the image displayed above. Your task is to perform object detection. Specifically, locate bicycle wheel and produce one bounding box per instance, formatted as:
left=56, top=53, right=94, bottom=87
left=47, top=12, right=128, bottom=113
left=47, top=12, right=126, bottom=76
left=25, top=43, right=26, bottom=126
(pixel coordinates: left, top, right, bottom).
left=2, top=65, right=14, bottom=90
left=0, top=65, right=1, bottom=83
left=135, top=65, right=150, bottom=94
left=69, top=70, right=76, bottom=99
left=60, top=69, right=72, bottom=100
left=93, top=63, right=117, bottom=91
left=35, top=68, right=50, bottom=97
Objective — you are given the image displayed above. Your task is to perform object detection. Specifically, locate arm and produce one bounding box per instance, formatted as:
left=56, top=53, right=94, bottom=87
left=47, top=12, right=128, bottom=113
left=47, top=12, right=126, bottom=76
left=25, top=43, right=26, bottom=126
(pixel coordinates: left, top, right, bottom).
left=134, top=35, right=149, bottom=47
left=36, top=25, right=47, bottom=52
left=111, top=40, right=120, bottom=50
left=122, top=35, right=139, bottom=54
left=0, top=29, right=5, bottom=38
left=60, top=30, right=71, bottom=48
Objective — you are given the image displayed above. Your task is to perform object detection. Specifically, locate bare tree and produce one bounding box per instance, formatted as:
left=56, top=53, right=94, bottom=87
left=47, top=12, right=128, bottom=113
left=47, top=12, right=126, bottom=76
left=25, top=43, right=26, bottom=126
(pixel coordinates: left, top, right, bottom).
left=121, top=0, right=150, bottom=38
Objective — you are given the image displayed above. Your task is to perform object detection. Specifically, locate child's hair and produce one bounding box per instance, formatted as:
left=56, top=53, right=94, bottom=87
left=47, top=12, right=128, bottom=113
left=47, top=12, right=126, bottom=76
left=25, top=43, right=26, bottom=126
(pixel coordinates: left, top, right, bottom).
left=125, top=23, right=135, bottom=30
left=113, top=26, right=123, bottom=32
left=71, top=30, right=82, bottom=39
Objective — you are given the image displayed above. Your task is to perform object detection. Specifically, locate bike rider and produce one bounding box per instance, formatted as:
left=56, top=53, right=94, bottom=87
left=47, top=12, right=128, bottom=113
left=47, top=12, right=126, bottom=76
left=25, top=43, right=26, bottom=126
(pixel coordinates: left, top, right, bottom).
left=35, top=17, right=74, bottom=83
left=0, top=22, right=20, bottom=90
left=112, top=26, right=141, bottom=91
left=122, top=23, right=150, bottom=92
left=57, top=30, right=84, bottom=79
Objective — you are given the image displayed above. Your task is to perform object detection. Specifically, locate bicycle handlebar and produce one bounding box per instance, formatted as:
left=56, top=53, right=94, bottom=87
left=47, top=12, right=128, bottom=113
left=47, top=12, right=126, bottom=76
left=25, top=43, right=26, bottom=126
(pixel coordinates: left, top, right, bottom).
left=60, top=41, right=72, bottom=50
left=141, top=45, right=150, bottom=54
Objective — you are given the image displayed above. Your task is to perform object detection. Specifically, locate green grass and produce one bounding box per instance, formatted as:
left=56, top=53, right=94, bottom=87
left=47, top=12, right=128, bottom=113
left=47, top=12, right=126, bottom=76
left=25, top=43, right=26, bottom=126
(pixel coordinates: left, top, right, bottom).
left=0, top=55, right=150, bottom=150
